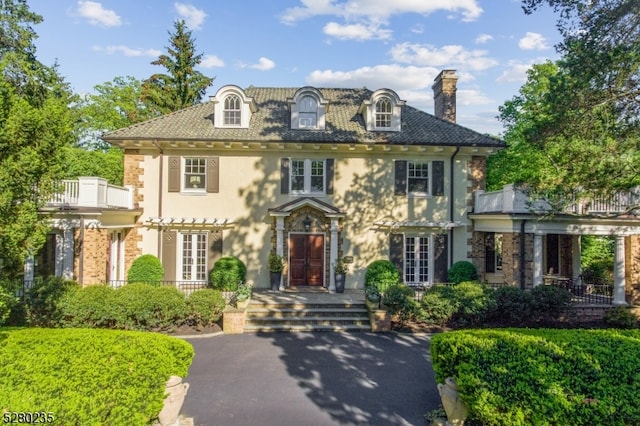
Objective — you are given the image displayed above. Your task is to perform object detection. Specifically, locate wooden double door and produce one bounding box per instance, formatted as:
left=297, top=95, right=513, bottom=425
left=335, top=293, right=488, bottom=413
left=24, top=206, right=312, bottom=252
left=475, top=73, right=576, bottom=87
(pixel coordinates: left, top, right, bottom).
left=289, top=234, right=324, bottom=286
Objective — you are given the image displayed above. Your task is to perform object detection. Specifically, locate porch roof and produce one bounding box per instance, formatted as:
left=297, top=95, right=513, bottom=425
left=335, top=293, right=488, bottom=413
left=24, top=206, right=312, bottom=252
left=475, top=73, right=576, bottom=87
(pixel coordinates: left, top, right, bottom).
left=268, top=197, right=345, bottom=217
left=144, top=217, right=236, bottom=229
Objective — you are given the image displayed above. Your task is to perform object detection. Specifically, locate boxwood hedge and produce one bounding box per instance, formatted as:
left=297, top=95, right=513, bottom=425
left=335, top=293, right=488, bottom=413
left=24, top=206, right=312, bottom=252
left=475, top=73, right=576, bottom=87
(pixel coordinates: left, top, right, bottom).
left=431, top=328, right=640, bottom=426
left=0, top=327, right=194, bottom=426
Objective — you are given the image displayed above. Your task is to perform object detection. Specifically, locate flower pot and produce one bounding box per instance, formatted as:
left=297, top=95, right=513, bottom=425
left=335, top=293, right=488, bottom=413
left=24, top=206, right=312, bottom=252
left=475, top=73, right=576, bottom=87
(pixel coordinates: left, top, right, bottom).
left=157, top=375, right=189, bottom=426
left=335, top=273, right=345, bottom=293
left=270, top=272, right=281, bottom=291
left=437, top=377, right=468, bottom=426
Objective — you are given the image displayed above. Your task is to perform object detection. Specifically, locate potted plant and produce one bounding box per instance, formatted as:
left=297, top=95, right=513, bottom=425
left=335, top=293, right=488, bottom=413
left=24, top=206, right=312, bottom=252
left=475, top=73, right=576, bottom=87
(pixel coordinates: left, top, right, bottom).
left=268, top=252, right=284, bottom=291
left=235, top=282, right=252, bottom=309
left=334, top=257, right=349, bottom=293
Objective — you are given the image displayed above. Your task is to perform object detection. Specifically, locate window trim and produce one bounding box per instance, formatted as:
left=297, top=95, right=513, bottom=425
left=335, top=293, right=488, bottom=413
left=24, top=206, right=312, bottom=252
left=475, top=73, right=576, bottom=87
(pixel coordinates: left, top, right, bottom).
left=289, top=158, right=326, bottom=195
left=485, top=232, right=503, bottom=274
left=403, top=234, right=433, bottom=287
left=375, top=97, right=392, bottom=129
left=407, top=161, right=431, bottom=197
left=181, top=157, right=207, bottom=193
left=223, top=94, right=241, bottom=127
left=298, top=95, right=318, bottom=129
left=179, top=232, right=208, bottom=282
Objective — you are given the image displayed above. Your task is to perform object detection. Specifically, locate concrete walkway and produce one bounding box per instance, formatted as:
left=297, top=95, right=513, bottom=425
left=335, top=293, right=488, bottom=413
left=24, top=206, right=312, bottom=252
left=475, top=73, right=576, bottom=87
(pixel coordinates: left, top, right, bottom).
left=181, top=332, right=441, bottom=426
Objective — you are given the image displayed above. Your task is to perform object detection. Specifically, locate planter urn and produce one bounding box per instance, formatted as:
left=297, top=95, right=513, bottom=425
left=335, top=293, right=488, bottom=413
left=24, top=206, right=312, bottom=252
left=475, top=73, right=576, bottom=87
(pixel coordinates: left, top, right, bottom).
left=270, top=272, right=281, bottom=291
left=157, top=375, right=189, bottom=426
left=335, top=273, right=346, bottom=293
left=437, top=377, right=468, bottom=426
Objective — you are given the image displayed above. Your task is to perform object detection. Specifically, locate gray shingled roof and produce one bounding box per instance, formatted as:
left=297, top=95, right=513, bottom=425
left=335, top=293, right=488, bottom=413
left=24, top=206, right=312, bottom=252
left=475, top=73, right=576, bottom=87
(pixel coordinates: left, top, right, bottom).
left=102, top=87, right=504, bottom=147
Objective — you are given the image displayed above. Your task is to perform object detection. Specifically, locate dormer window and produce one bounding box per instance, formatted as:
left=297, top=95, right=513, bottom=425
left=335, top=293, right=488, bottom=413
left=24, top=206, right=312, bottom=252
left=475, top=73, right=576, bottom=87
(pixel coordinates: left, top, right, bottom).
left=224, top=94, right=241, bottom=126
left=211, top=85, right=255, bottom=128
left=288, top=87, right=328, bottom=130
left=361, top=89, right=404, bottom=132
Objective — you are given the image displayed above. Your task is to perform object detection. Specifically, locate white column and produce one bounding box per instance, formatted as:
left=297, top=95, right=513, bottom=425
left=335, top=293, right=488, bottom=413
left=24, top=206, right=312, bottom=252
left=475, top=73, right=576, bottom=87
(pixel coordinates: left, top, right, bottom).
left=613, top=235, right=627, bottom=305
left=276, top=217, right=285, bottom=291
left=23, top=255, right=34, bottom=284
left=533, top=233, right=543, bottom=287
left=572, top=235, right=581, bottom=284
left=329, top=218, right=339, bottom=293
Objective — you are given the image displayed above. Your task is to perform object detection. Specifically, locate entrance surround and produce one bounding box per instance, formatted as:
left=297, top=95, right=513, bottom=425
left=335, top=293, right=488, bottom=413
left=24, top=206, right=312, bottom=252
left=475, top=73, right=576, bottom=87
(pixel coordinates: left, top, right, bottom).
left=269, top=197, right=345, bottom=292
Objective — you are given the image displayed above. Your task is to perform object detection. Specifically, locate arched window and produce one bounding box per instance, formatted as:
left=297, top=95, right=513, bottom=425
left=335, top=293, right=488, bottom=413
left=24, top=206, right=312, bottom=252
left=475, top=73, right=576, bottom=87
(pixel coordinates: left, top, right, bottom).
left=375, top=98, right=392, bottom=128
left=224, top=94, right=241, bottom=126
left=299, top=96, right=318, bottom=128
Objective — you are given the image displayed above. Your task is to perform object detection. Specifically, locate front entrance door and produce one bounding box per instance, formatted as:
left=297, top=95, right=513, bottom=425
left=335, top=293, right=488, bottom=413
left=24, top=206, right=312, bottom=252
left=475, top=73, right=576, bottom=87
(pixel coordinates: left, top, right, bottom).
left=289, top=234, right=324, bottom=286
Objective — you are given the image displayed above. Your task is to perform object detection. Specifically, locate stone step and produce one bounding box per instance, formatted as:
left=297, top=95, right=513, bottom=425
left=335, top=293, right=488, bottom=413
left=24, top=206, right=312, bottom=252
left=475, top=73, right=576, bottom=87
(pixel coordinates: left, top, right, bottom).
left=243, top=323, right=371, bottom=333
left=247, top=307, right=368, bottom=319
left=246, top=316, right=370, bottom=327
left=248, top=302, right=367, bottom=310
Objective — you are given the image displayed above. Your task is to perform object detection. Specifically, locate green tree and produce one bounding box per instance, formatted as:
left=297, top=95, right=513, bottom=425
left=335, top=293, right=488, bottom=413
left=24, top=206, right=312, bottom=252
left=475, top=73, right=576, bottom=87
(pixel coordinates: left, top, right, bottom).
left=0, top=0, right=75, bottom=279
left=510, top=0, right=640, bottom=211
left=142, top=20, right=214, bottom=114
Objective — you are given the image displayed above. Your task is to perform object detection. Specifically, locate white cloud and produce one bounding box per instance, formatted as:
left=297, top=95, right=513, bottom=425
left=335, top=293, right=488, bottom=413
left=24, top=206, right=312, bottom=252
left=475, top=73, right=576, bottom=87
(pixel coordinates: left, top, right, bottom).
left=323, top=21, right=392, bottom=41
left=307, top=64, right=438, bottom=91
left=410, top=24, right=424, bottom=34
left=389, top=43, right=498, bottom=71
left=457, top=89, right=493, bottom=106
left=281, top=0, right=483, bottom=24
left=475, top=33, right=493, bottom=44
left=496, top=61, right=534, bottom=84
left=92, top=45, right=161, bottom=57
left=247, top=57, right=276, bottom=71
left=174, top=3, right=207, bottom=30
left=200, top=55, right=225, bottom=68
left=76, top=1, right=121, bottom=27
left=518, top=32, right=549, bottom=50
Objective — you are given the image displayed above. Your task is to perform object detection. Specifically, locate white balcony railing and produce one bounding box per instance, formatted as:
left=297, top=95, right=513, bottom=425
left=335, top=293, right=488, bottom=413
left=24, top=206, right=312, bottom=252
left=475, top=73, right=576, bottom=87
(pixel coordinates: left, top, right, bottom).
left=46, top=177, right=134, bottom=209
left=474, top=184, right=639, bottom=216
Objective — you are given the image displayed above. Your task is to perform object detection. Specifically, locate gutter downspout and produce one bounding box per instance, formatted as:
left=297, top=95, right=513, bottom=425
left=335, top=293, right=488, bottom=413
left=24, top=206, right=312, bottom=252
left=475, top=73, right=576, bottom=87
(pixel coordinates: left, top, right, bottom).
left=520, top=219, right=527, bottom=289
left=449, top=147, right=460, bottom=269
left=152, top=140, right=164, bottom=257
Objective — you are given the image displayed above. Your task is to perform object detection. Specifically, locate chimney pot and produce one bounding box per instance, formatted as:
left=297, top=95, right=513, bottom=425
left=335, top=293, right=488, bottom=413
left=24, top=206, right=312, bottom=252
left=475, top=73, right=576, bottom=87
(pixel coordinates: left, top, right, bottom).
left=432, top=70, right=458, bottom=123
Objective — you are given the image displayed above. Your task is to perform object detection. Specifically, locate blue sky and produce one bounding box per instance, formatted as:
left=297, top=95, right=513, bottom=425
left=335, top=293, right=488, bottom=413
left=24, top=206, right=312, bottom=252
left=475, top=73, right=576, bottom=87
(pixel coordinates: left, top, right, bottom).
left=28, top=0, right=561, bottom=136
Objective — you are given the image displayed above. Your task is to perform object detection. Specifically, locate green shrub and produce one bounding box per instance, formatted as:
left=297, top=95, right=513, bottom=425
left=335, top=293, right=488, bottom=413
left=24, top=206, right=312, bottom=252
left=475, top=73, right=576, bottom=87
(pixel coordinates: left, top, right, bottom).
left=0, top=327, right=193, bottom=426
left=383, top=284, right=419, bottom=323
left=115, top=284, right=186, bottom=331
left=127, top=254, right=164, bottom=283
left=431, top=329, right=640, bottom=425
left=447, top=261, right=478, bottom=284
left=365, top=286, right=381, bottom=303
left=493, top=286, right=533, bottom=325
left=452, top=281, right=496, bottom=325
left=209, top=256, right=246, bottom=291
left=530, top=285, right=572, bottom=323
left=24, top=277, right=79, bottom=327
left=59, top=285, right=119, bottom=328
left=364, top=260, right=400, bottom=293
left=185, top=289, right=226, bottom=327
left=0, top=285, right=17, bottom=326
left=420, top=285, right=457, bottom=326
left=603, top=307, right=638, bottom=329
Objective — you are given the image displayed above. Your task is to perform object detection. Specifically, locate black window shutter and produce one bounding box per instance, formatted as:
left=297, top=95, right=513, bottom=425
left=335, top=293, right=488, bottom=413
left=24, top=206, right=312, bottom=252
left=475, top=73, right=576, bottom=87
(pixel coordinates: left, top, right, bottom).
left=162, top=231, right=177, bottom=281
left=394, top=160, right=407, bottom=195
left=326, top=158, right=335, bottom=194
left=209, top=230, right=223, bottom=273
left=206, top=156, right=220, bottom=193
left=280, top=158, right=290, bottom=194
left=389, top=233, right=404, bottom=278
left=432, top=160, right=444, bottom=196
left=433, top=234, right=449, bottom=283
left=168, top=157, right=180, bottom=192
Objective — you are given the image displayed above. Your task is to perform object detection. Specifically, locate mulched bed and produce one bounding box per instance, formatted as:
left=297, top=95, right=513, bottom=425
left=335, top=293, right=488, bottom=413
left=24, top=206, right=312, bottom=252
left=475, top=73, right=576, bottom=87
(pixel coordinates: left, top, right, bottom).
left=162, top=323, right=223, bottom=337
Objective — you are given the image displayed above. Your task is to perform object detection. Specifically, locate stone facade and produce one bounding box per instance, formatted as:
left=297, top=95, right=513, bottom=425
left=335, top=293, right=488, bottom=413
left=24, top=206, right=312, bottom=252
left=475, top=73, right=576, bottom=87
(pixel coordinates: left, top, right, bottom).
left=625, top=236, right=640, bottom=302
left=467, top=156, right=487, bottom=261
left=123, top=150, right=144, bottom=271
left=432, top=70, right=458, bottom=123
left=78, top=228, right=109, bottom=285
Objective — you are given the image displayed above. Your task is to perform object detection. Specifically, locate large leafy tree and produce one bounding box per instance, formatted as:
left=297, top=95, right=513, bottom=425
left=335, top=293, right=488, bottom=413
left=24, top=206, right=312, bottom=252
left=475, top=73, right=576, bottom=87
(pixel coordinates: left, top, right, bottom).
left=0, top=0, right=75, bottom=279
left=142, top=20, right=214, bottom=114
left=494, top=0, right=640, bottom=212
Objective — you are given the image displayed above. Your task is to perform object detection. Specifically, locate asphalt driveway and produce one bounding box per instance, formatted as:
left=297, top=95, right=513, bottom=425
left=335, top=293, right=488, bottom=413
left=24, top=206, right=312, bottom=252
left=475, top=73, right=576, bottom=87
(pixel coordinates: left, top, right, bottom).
left=181, top=332, right=441, bottom=426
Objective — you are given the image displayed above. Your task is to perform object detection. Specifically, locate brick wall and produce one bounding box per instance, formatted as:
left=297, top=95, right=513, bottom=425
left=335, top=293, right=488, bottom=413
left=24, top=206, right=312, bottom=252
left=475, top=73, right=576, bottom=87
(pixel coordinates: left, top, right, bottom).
left=80, top=228, right=109, bottom=285
left=467, top=156, right=487, bottom=262
left=123, top=149, right=144, bottom=272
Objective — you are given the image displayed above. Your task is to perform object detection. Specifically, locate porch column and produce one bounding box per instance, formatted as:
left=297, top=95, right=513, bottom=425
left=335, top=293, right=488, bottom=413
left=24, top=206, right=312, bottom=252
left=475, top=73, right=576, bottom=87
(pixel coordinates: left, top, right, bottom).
left=572, top=235, right=581, bottom=285
left=276, top=217, right=285, bottom=291
left=23, top=255, right=34, bottom=284
left=613, top=235, right=627, bottom=305
left=328, top=218, right=339, bottom=293
left=62, top=225, right=75, bottom=280
left=533, top=233, right=543, bottom=287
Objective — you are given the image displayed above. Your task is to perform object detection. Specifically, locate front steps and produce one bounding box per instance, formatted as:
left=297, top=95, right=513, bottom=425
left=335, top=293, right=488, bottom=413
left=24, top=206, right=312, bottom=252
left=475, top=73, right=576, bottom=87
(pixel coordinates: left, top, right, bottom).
left=243, top=292, right=370, bottom=332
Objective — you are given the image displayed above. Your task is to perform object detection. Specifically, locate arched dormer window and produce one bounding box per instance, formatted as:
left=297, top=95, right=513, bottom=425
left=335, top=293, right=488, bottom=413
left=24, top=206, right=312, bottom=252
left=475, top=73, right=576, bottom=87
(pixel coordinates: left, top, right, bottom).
left=211, top=85, right=256, bottom=128
left=288, top=87, right=328, bottom=130
left=360, top=89, right=404, bottom=132
left=224, top=94, right=241, bottom=126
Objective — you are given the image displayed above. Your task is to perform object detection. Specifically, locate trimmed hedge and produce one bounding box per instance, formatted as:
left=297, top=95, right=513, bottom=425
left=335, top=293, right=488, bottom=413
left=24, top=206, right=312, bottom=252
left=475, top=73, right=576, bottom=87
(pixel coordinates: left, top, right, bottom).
left=185, top=289, right=226, bottom=327
left=127, top=254, right=164, bottom=283
left=24, top=277, right=79, bottom=327
left=447, top=261, right=478, bottom=284
left=364, top=260, right=400, bottom=293
left=383, top=284, right=419, bottom=323
left=0, top=327, right=193, bottom=426
left=210, top=256, right=246, bottom=291
left=431, top=328, right=640, bottom=426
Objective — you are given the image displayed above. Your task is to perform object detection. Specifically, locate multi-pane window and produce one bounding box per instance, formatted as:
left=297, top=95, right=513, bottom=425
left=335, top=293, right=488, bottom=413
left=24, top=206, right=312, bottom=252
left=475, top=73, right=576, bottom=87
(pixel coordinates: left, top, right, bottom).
left=299, top=96, right=318, bottom=128
left=408, top=162, right=429, bottom=194
left=181, top=233, right=207, bottom=281
left=485, top=233, right=503, bottom=273
left=184, top=158, right=206, bottom=190
left=405, top=236, right=429, bottom=285
left=290, top=159, right=325, bottom=194
left=375, top=98, right=392, bottom=128
left=224, top=94, right=241, bottom=126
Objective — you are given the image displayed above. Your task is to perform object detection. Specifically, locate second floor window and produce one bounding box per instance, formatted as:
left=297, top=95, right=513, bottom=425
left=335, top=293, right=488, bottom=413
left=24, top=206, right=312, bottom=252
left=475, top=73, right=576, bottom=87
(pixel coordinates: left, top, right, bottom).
left=375, top=98, right=392, bottom=128
left=408, top=162, right=429, bottom=195
left=184, top=158, right=206, bottom=191
left=291, top=159, right=325, bottom=194
left=224, top=94, right=241, bottom=126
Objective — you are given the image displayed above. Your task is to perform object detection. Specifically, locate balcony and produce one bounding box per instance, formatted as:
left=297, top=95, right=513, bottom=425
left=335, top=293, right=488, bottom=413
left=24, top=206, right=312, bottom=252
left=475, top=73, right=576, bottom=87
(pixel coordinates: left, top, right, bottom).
left=46, top=177, right=134, bottom=209
left=474, top=184, right=639, bottom=216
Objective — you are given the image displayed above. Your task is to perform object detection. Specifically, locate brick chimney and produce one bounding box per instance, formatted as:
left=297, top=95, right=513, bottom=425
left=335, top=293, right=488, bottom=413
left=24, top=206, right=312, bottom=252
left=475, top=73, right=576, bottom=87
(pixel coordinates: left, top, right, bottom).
left=432, top=70, right=458, bottom=123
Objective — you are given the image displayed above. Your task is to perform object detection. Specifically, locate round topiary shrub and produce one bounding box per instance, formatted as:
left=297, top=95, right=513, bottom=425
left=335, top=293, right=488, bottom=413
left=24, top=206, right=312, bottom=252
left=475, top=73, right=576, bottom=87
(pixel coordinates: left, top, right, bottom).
left=447, top=261, right=478, bottom=284
left=186, top=289, right=226, bottom=327
left=127, top=254, right=164, bottom=284
left=365, top=260, right=400, bottom=293
left=209, top=256, right=246, bottom=291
